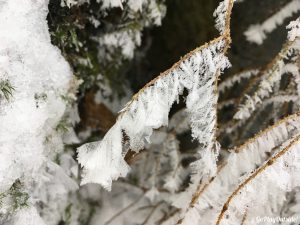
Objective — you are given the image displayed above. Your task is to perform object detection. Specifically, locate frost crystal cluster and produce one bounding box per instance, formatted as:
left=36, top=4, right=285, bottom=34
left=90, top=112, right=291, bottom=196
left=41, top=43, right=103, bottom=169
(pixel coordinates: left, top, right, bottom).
left=78, top=38, right=231, bottom=190
left=2, top=0, right=300, bottom=225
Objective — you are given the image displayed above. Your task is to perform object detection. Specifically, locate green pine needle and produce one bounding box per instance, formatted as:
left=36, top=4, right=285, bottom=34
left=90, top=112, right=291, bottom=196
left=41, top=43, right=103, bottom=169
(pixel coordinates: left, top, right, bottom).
left=0, top=80, right=15, bottom=101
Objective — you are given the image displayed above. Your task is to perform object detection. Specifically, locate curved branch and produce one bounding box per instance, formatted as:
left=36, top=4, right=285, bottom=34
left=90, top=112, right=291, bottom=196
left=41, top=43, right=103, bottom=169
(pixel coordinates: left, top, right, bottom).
left=234, top=111, right=300, bottom=153
left=77, top=0, right=235, bottom=190
left=215, top=134, right=300, bottom=225
left=218, top=69, right=259, bottom=94
left=177, top=112, right=300, bottom=225
left=235, top=38, right=300, bottom=120
left=119, top=0, right=233, bottom=118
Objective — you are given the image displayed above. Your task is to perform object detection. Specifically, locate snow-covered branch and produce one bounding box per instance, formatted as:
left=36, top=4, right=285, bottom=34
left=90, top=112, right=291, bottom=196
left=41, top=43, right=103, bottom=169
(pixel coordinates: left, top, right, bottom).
left=77, top=0, right=235, bottom=190
left=244, top=0, right=300, bottom=45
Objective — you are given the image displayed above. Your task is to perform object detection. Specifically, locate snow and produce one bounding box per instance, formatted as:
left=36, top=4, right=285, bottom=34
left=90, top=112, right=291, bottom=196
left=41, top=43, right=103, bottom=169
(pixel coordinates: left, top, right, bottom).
left=7, top=207, right=46, bottom=225
left=61, top=0, right=89, bottom=7
left=287, top=18, right=300, bottom=41
left=214, top=0, right=231, bottom=35
left=101, top=0, right=124, bottom=9
left=6, top=0, right=300, bottom=224
left=244, top=0, right=300, bottom=44
left=218, top=69, right=259, bottom=93
left=0, top=0, right=76, bottom=223
left=98, top=30, right=141, bottom=59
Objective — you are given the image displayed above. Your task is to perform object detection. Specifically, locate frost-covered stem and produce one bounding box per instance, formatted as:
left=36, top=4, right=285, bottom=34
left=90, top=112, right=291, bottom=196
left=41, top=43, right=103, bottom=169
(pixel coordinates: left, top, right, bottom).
left=177, top=111, right=300, bottom=225
left=240, top=211, right=248, bottom=225
left=119, top=0, right=233, bottom=159
left=218, top=69, right=259, bottom=93
left=217, top=99, right=236, bottom=109
left=173, top=163, right=227, bottom=225
left=77, top=0, right=234, bottom=190
left=189, top=163, right=227, bottom=208
left=215, top=134, right=300, bottom=225
left=124, top=39, right=223, bottom=115
left=236, top=94, right=298, bottom=140
left=219, top=94, right=298, bottom=137
left=126, top=36, right=221, bottom=104
left=235, top=38, right=298, bottom=119
left=243, top=41, right=293, bottom=95
left=244, top=0, right=300, bottom=44
left=234, top=111, right=300, bottom=153
left=121, top=0, right=234, bottom=115
left=172, top=1, right=234, bottom=223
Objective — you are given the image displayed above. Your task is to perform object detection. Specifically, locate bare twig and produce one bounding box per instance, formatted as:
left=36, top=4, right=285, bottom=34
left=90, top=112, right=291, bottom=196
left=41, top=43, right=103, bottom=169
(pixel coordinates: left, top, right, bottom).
left=104, top=194, right=145, bottom=225
left=140, top=201, right=164, bottom=225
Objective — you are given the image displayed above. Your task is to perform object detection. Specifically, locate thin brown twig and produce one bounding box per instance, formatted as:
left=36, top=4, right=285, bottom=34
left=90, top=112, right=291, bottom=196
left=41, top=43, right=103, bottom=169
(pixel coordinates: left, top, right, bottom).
left=156, top=209, right=180, bottom=225
left=104, top=194, right=145, bottom=225
left=140, top=201, right=164, bottom=225
left=240, top=210, right=248, bottom=225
